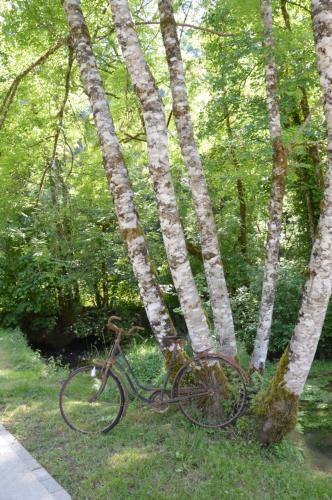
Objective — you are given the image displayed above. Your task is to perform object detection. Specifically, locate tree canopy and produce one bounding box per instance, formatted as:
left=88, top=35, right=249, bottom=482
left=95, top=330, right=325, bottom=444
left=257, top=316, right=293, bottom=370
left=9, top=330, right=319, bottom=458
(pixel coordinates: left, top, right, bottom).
left=1, top=0, right=331, bottom=359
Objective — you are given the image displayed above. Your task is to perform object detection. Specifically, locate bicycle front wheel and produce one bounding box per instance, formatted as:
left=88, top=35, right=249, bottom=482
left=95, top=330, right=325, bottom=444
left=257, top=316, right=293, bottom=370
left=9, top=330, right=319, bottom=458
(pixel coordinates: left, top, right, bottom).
left=59, top=365, right=127, bottom=434
left=172, top=355, right=247, bottom=429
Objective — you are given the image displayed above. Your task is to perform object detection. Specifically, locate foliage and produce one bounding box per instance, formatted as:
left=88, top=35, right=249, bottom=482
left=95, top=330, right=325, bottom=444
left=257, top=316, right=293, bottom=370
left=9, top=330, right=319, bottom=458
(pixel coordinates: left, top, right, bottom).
left=232, top=262, right=303, bottom=358
left=64, top=307, right=111, bottom=340
left=0, top=0, right=331, bottom=360
left=232, top=261, right=332, bottom=360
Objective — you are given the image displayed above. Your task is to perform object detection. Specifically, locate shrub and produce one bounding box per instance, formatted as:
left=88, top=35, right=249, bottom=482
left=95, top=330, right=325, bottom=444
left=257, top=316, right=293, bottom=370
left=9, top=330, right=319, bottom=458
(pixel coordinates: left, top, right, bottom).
left=232, top=262, right=309, bottom=359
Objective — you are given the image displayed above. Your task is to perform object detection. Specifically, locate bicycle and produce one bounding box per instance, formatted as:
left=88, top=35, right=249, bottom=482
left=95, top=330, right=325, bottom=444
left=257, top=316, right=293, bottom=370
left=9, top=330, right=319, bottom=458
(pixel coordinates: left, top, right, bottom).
left=59, top=316, right=248, bottom=434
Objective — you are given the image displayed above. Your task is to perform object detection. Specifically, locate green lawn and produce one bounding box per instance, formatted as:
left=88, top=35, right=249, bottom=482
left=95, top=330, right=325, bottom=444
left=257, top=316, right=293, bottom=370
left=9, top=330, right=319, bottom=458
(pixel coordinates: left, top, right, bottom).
left=1, top=329, right=332, bottom=499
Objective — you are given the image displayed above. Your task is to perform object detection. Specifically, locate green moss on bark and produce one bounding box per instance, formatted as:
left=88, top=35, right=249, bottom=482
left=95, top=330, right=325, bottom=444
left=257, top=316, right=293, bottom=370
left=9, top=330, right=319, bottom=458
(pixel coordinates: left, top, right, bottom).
left=164, top=346, right=190, bottom=382
left=255, top=348, right=298, bottom=443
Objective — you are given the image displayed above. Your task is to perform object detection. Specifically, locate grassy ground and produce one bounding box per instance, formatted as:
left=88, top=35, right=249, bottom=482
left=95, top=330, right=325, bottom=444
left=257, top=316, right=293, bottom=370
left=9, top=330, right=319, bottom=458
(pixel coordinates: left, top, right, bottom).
left=1, top=329, right=332, bottom=499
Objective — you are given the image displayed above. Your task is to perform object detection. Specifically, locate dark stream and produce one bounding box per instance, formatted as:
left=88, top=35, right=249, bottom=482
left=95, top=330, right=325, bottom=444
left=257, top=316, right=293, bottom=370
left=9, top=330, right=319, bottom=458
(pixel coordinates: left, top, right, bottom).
left=30, top=335, right=110, bottom=368
left=290, top=370, right=332, bottom=475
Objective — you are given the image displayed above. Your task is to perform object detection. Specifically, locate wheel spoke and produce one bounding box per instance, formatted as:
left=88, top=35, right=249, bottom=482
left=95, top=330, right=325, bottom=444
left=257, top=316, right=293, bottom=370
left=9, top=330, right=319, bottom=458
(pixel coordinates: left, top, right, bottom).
left=173, top=356, right=247, bottom=428
left=59, top=365, right=125, bottom=434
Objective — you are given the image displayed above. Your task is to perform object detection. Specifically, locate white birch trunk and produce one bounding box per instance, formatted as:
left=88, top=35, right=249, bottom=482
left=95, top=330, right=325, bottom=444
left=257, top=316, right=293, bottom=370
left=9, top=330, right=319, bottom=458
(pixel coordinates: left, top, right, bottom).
left=257, top=0, right=332, bottom=443
left=62, top=0, right=175, bottom=347
left=158, top=0, right=236, bottom=356
left=109, top=0, right=213, bottom=353
left=251, top=0, right=288, bottom=371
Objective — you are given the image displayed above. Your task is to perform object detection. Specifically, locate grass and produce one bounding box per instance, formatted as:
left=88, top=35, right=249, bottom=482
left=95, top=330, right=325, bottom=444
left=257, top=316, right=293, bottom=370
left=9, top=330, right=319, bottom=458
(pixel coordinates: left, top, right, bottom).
left=1, top=329, right=332, bottom=499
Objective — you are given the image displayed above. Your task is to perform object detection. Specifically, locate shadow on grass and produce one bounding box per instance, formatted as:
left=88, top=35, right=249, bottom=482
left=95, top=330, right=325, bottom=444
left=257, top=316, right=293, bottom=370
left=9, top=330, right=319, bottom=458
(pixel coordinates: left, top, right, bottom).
left=3, top=397, right=332, bottom=500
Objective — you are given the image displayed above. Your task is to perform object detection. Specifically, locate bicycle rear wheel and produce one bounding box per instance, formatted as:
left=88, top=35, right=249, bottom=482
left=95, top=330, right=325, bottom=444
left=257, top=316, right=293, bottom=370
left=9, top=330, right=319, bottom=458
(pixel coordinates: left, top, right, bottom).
left=172, top=355, right=247, bottom=429
left=59, top=365, right=127, bottom=434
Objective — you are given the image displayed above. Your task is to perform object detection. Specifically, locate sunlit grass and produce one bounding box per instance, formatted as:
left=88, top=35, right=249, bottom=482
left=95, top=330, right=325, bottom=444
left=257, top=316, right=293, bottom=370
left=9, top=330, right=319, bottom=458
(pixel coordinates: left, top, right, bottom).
left=1, top=328, right=332, bottom=499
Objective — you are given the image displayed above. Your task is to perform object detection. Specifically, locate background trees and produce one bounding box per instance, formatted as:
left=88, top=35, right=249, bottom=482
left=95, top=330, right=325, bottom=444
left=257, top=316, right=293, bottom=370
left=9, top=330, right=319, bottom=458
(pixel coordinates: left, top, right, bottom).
left=1, top=0, right=331, bottom=371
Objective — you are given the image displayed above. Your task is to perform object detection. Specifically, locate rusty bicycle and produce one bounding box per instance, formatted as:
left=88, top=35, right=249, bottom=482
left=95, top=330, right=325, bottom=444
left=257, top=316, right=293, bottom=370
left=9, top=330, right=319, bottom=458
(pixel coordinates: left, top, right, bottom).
left=59, top=316, right=248, bottom=434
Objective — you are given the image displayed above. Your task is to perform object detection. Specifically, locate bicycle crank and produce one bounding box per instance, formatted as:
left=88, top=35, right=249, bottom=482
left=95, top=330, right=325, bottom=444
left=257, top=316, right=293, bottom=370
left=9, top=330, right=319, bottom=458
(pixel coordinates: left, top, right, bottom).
left=149, top=390, right=170, bottom=413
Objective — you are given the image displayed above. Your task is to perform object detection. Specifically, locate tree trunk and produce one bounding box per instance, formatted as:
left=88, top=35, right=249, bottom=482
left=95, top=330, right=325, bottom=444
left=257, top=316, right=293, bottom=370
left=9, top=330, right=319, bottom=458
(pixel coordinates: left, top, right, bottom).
left=48, top=47, right=81, bottom=324
left=256, top=0, right=332, bottom=443
left=280, top=3, right=321, bottom=242
left=297, top=163, right=316, bottom=243
left=237, top=179, right=247, bottom=256
left=300, top=87, right=324, bottom=189
left=109, top=0, right=214, bottom=353
left=250, top=0, right=288, bottom=372
left=62, top=0, right=176, bottom=348
left=280, top=0, right=291, bottom=31
left=288, top=108, right=317, bottom=244
left=157, top=0, right=236, bottom=356
left=225, top=112, right=248, bottom=257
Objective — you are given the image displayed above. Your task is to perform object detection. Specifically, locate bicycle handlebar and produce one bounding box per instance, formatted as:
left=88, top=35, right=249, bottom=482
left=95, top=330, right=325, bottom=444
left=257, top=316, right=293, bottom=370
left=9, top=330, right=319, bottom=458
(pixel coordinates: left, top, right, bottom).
left=107, top=316, right=122, bottom=333
left=107, top=316, right=144, bottom=337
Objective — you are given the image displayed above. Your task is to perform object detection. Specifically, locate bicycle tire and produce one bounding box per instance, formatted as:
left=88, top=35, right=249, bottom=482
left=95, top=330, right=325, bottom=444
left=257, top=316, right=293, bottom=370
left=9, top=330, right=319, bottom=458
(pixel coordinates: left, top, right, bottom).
left=172, top=354, right=247, bottom=429
left=59, top=364, right=127, bottom=434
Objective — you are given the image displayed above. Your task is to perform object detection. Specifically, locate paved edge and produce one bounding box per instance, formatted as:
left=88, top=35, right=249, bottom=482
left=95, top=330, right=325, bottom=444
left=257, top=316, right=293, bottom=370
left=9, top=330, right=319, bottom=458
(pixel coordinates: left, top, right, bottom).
left=0, top=423, right=72, bottom=500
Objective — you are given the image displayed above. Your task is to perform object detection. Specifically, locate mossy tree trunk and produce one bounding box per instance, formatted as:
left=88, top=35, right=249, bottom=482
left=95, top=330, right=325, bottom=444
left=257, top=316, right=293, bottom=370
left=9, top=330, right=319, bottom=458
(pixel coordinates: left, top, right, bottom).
left=62, top=0, right=176, bottom=348
left=109, top=0, right=214, bottom=353
left=251, top=0, right=288, bottom=372
left=157, top=0, right=236, bottom=357
left=256, top=0, right=332, bottom=443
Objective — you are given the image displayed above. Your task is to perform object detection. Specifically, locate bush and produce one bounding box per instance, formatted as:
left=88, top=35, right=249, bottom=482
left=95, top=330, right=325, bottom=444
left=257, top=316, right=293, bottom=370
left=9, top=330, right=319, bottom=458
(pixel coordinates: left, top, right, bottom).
left=232, top=261, right=332, bottom=360
left=233, top=262, right=305, bottom=359
left=63, top=308, right=110, bottom=340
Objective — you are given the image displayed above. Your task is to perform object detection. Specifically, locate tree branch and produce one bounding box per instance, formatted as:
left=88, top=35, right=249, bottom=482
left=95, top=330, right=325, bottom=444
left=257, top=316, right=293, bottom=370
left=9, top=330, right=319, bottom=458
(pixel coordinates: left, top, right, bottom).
left=285, top=0, right=311, bottom=14
left=51, top=45, right=74, bottom=161
left=36, top=45, right=74, bottom=203
left=120, top=131, right=147, bottom=143
left=0, top=36, right=69, bottom=130
left=179, top=0, right=193, bottom=42
left=135, top=21, right=235, bottom=38
left=62, top=129, right=75, bottom=178
left=287, top=102, right=321, bottom=152
left=166, top=109, right=173, bottom=128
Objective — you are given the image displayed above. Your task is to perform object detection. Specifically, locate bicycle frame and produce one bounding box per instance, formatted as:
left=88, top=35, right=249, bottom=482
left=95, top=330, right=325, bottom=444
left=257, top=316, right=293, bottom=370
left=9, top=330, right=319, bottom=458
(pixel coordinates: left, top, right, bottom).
left=95, top=316, right=225, bottom=406
left=60, top=316, right=249, bottom=434
left=95, top=334, right=248, bottom=409
left=111, top=343, right=179, bottom=404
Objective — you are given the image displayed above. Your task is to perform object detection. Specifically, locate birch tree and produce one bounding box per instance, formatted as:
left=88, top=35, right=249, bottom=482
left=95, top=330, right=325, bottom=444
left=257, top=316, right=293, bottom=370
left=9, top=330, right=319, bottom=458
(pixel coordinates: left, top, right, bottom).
left=62, top=0, right=176, bottom=348
left=251, top=0, right=288, bottom=372
left=157, top=0, right=236, bottom=356
left=109, top=0, right=214, bottom=353
left=256, top=0, right=332, bottom=443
